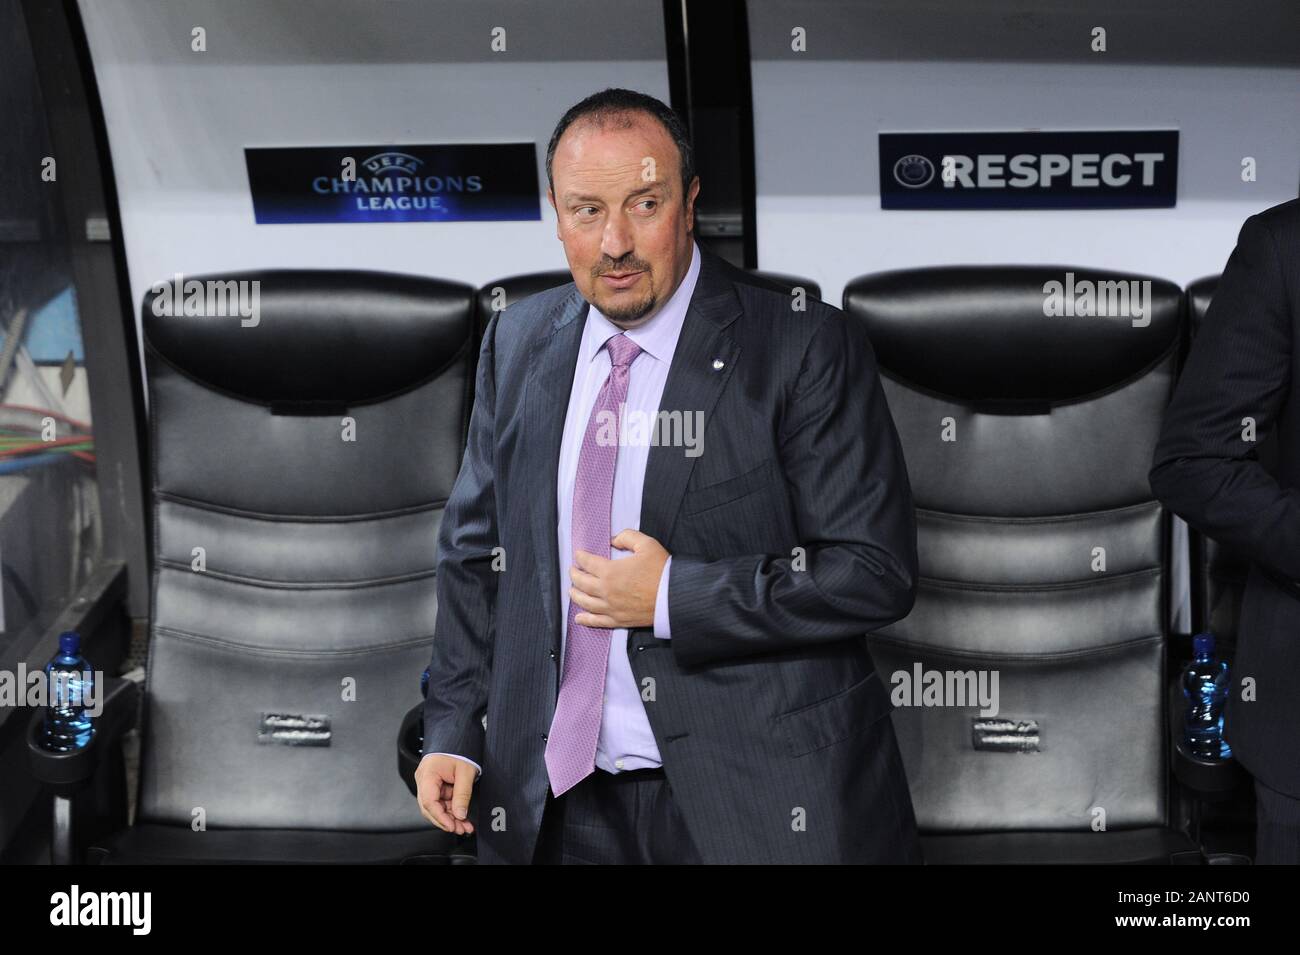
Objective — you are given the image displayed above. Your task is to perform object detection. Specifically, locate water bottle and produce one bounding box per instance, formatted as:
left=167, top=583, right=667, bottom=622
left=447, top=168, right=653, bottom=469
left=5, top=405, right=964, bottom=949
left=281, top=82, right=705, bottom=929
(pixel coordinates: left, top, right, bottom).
left=41, top=631, right=95, bottom=752
left=1181, top=632, right=1232, bottom=759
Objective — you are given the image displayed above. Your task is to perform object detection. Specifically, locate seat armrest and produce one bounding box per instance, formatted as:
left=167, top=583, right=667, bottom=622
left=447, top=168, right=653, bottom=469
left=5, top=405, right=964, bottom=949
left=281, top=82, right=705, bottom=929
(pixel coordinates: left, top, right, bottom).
left=26, top=676, right=141, bottom=797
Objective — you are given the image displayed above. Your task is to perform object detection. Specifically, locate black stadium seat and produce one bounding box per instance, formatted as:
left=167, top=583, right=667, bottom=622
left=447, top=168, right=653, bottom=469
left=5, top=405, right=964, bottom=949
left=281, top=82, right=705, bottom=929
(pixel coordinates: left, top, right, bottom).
left=86, top=270, right=478, bottom=864
left=844, top=265, right=1201, bottom=864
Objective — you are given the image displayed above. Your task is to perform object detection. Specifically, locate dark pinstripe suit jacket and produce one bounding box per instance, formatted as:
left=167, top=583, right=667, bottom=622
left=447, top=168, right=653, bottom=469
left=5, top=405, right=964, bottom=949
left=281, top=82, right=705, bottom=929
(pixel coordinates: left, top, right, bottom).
left=1150, top=197, right=1300, bottom=797
left=422, top=246, right=922, bottom=862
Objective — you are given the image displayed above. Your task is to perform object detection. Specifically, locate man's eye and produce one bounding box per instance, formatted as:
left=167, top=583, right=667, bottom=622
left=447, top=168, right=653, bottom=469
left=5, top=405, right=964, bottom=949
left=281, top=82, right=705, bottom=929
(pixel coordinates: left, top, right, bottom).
left=638, top=200, right=657, bottom=211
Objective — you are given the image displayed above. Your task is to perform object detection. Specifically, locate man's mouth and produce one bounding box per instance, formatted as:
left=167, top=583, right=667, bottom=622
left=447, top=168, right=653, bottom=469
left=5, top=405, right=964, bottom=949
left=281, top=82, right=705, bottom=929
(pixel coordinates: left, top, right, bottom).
left=601, top=270, right=644, bottom=288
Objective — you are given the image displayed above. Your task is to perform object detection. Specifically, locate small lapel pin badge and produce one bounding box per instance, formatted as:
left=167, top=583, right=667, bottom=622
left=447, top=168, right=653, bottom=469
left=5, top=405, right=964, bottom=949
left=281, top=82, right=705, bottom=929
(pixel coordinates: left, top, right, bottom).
left=711, top=358, right=725, bottom=371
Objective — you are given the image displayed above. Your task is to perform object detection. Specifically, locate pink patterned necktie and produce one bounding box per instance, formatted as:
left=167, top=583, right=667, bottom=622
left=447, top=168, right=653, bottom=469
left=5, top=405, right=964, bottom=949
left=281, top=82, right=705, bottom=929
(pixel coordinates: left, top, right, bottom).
left=544, top=332, right=643, bottom=796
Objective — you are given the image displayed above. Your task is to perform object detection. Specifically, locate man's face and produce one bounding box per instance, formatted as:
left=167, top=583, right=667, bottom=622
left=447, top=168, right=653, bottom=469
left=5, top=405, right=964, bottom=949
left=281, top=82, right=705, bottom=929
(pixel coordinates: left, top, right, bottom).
left=548, top=111, right=700, bottom=328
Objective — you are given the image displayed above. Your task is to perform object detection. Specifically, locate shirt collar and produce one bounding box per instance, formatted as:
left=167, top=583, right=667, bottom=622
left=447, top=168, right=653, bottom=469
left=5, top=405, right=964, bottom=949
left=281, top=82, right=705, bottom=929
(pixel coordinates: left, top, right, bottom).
left=581, top=239, right=701, bottom=367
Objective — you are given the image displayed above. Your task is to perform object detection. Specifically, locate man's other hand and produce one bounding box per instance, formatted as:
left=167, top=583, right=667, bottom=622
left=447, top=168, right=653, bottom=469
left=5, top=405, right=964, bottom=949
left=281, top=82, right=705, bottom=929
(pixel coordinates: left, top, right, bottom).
left=569, top=528, right=669, bottom=629
left=416, top=755, right=477, bottom=835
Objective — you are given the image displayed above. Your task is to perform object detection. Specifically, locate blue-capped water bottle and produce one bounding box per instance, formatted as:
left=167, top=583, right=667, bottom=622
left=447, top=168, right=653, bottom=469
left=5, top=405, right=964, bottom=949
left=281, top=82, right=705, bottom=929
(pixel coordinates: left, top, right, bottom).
left=41, top=631, right=95, bottom=752
left=1181, top=632, right=1232, bottom=760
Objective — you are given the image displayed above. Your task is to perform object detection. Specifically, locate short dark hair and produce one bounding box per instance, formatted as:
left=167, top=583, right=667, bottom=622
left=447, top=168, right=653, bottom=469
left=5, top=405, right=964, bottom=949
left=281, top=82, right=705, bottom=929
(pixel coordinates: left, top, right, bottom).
left=546, top=87, right=696, bottom=208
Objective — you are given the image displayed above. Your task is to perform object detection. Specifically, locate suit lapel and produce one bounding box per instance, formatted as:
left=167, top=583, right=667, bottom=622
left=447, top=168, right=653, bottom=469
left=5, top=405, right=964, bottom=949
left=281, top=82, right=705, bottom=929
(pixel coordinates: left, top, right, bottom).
left=523, top=287, right=587, bottom=654
left=639, top=251, right=743, bottom=548
left=522, top=248, right=744, bottom=651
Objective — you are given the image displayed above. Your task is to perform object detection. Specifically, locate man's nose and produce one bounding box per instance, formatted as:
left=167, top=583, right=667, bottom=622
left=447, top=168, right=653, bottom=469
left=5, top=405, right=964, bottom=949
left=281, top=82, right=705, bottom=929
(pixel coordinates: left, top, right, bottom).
left=600, top=221, right=635, bottom=264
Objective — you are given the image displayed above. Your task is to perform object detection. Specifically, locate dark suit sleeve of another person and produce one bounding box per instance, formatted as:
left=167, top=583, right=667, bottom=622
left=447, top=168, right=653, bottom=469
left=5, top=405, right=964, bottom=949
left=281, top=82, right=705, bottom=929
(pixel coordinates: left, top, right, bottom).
left=668, top=307, right=919, bottom=667
left=420, top=311, right=501, bottom=767
left=1149, top=212, right=1300, bottom=593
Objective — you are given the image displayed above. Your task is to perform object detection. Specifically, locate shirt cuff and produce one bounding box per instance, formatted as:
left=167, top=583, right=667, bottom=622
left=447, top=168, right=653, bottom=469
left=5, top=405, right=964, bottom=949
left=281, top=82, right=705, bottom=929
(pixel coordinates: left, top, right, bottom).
left=421, top=751, right=482, bottom=779
left=653, top=555, right=672, bottom=639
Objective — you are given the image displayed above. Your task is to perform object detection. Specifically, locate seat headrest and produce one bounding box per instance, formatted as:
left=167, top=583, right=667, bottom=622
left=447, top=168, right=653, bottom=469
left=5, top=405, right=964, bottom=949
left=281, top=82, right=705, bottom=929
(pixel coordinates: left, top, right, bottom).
left=844, top=266, right=1182, bottom=408
left=474, top=270, right=574, bottom=342
left=143, top=269, right=476, bottom=409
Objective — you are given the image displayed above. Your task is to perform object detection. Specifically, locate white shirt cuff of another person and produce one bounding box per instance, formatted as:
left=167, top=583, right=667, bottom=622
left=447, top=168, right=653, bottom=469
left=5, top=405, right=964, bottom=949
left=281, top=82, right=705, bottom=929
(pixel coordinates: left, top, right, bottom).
left=419, top=751, right=482, bottom=779
left=653, top=555, right=672, bottom=639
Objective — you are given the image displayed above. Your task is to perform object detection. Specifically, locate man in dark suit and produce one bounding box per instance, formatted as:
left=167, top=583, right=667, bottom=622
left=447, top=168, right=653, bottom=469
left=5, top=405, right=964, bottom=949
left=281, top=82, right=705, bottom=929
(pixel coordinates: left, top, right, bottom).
left=1149, top=197, right=1300, bottom=864
left=415, top=87, right=921, bottom=864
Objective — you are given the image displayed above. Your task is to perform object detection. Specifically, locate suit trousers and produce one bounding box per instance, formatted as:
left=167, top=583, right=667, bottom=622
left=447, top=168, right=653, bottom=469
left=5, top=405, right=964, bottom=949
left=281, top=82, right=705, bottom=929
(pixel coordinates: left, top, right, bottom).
left=532, top=766, right=702, bottom=864
left=1254, top=777, right=1300, bottom=865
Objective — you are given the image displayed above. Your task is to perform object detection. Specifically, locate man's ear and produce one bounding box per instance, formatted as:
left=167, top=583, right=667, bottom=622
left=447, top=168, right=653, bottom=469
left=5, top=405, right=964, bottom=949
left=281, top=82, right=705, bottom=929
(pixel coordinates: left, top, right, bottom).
left=684, top=176, right=701, bottom=232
